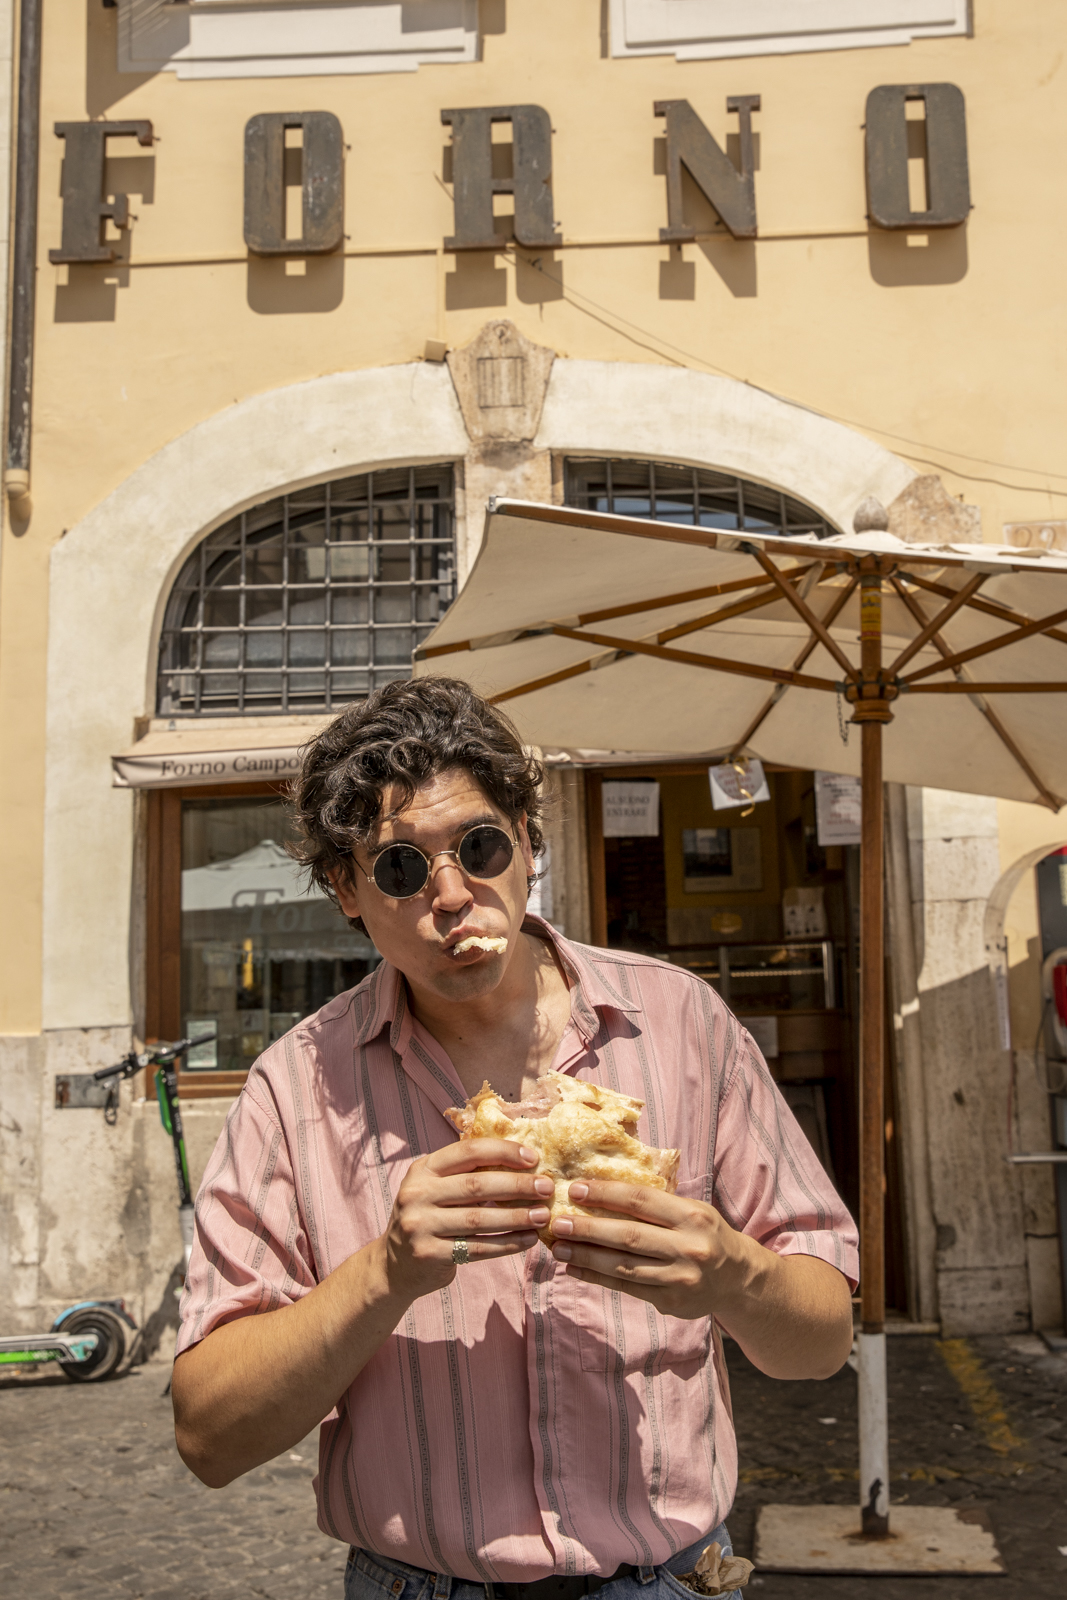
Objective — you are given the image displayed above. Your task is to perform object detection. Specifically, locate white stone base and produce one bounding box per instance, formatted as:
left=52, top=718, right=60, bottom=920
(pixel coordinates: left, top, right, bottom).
left=753, top=1504, right=1004, bottom=1575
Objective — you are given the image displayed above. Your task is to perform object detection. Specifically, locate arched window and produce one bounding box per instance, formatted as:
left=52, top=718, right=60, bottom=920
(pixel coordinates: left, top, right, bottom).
left=563, top=458, right=834, bottom=537
left=157, top=465, right=456, bottom=717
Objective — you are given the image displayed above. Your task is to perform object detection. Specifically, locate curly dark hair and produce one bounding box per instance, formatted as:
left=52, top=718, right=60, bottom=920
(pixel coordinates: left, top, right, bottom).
left=288, top=677, right=544, bottom=911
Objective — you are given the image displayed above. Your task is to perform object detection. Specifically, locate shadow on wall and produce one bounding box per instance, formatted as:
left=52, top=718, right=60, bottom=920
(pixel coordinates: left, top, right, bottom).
left=446, top=253, right=508, bottom=310
left=55, top=263, right=125, bottom=323
left=52, top=151, right=155, bottom=323
left=868, top=226, right=968, bottom=287
left=653, top=137, right=759, bottom=300
left=920, top=962, right=1031, bottom=1337
left=85, top=0, right=157, bottom=117
left=247, top=254, right=345, bottom=315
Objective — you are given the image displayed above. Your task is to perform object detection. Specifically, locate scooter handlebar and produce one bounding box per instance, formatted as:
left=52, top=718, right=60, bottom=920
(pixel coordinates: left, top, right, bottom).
left=93, top=1034, right=217, bottom=1081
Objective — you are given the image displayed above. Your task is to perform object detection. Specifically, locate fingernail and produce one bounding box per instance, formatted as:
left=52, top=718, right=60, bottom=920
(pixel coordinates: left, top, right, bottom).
left=569, top=1182, right=589, bottom=1201
left=553, top=1243, right=572, bottom=1262
left=533, top=1176, right=554, bottom=1197
left=529, top=1207, right=550, bottom=1226
left=520, top=1147, right=539, bottom=1164
left=552, top=1216, right=574, bottom=1236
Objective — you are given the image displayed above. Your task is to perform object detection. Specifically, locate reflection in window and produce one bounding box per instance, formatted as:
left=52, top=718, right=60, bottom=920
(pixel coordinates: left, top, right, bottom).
left=158, top=466, right=456, bottom=716
left=564, top=458, right=833, bottom=538
left=181, top=797, right=377, bottom=1070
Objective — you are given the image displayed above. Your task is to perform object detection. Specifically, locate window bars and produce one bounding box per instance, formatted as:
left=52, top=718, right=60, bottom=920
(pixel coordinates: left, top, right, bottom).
left=563, top=458, right=834, bottom=539
left=157, top=467, right=456, bottom=717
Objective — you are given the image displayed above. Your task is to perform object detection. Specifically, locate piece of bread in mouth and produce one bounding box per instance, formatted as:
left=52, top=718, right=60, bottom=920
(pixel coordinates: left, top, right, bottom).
left=444, top=1070, right=680, bottom=1246
left=452, top=935, right=508, bottom=955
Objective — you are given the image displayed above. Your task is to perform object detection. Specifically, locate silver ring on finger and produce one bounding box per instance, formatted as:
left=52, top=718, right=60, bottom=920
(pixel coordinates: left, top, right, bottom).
left=452, top=1238, right=470, bottom=1266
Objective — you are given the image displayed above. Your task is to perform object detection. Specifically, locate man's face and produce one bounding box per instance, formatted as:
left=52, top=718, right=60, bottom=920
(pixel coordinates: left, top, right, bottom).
left=332, top=767, right=537, bottom=1004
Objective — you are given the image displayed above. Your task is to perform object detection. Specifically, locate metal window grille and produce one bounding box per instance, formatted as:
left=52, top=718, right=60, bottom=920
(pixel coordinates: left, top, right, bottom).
left=563, top=458, right=834, bottom=538
left=157, top=466, right=456, bottom=717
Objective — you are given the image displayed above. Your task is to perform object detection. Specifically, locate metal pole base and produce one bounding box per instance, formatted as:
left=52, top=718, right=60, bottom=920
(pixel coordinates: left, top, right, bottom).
left=858, top=1331, right=889, bottom=1537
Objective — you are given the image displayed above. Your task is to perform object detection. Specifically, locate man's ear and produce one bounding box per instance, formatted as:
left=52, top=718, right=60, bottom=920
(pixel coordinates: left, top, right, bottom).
left=517, top=811, right=537, bottom=878
left=328, top=863, right=362, bottom=921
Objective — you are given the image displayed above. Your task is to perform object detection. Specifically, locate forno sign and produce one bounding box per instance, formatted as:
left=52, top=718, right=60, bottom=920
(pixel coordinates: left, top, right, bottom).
left=50, top=86, right=970, bottom=266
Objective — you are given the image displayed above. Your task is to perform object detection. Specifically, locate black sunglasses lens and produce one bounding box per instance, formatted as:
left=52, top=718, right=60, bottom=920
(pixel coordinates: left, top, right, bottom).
left=459, top=826, right=514, bottom=879
left=373, top=844, right=429, bottom=899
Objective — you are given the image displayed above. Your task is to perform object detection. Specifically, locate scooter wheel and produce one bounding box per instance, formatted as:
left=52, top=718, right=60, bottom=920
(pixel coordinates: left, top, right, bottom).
left=55, top=1306, right=127, bottom=1382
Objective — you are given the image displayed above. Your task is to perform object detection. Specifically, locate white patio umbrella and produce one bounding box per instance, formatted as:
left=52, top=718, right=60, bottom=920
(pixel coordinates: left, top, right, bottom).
left=414, top=497, right=1067, bottom=1556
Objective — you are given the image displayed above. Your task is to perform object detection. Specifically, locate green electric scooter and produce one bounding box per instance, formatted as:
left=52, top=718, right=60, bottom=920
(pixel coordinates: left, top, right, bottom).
left=0, top=1035, right=211, bottom=1382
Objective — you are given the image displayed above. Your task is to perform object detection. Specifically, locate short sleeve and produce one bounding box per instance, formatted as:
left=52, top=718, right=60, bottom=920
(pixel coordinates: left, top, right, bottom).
left=712, top=1025, right=859, bottom=1290
left=175, top=1082, right=318, bottom=1357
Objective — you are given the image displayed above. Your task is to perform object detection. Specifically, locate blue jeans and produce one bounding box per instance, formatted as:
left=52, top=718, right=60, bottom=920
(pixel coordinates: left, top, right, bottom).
left=343, top=1524, right=738, bottom=1600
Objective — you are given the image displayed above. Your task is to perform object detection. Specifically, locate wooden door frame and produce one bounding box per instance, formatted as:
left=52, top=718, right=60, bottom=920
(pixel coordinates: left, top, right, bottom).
left=144, top=780, right=290, bottom=1098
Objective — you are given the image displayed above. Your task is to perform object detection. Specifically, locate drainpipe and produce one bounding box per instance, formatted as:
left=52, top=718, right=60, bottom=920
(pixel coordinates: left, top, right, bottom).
left=5, top=0, right=43, bottom=524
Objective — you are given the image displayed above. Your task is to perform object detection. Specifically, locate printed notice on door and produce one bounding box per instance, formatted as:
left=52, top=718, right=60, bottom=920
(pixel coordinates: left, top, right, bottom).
left=815, top=771, right=862, bottom=846
left=602, top=781, right=661, bottom=838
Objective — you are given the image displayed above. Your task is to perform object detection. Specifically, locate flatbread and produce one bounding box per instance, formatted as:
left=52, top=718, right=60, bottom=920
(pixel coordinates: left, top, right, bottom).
left=445, top=1071, right=680, bottom=1245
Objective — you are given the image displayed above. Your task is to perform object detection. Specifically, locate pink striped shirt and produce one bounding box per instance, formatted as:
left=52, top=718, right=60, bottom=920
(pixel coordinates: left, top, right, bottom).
left=177, top=918, right=857, bottom=1582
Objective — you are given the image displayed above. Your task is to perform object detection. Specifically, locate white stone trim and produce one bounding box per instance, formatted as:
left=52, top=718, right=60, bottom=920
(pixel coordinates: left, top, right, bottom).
left=118, top=0, right=479, bottom=81
left=609, top=0, right=969, bottom=61
left=534, top=360, right=914, bottom=534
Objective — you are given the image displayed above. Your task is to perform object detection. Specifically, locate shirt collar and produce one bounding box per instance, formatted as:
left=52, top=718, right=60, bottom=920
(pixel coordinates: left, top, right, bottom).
left=350, top=915, right=641, bottom=1050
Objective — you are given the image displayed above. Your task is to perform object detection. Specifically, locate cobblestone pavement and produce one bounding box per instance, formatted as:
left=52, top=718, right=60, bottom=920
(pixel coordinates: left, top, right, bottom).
left=728, top=1331, right=1067, bottom=1600
left=1, top=1334, right=1065, bottom=1600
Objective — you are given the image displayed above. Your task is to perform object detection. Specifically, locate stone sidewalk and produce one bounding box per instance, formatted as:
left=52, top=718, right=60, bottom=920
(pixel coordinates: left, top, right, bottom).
left=1, top=1333, right=1064, bottom=1599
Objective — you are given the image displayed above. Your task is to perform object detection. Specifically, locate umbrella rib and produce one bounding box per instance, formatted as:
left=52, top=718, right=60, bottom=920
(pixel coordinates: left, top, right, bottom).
left=657, top=572, right=813, bottom=642
left=577, top=572, right=780, bottom=626
left=890, top=577, right=1062, bottom=811
left=550, top=625, right=839, bottom=691
left=884, top=572, right=987, bottom=675
left=488, top=659, right=595, bottom=705
left=905, top=571, right=1067, bottom=649
left=417, top=571, right=814, bottom=662
left=903, top=601, right=1067, bottom=683
left=907, top=681, right=1067, bottom=693
left=728, top=577, right=860, bottom=758
left=750, top=550, right=858, bottom=681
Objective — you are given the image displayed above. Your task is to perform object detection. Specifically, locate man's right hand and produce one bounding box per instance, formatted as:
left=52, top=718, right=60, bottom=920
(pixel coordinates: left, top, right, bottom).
left=382, top=1139, right=551, bottom=1300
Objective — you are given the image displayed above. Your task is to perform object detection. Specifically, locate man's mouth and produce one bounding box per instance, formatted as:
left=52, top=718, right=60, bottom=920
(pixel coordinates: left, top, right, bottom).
left=443, top=934, right=509, bottom=958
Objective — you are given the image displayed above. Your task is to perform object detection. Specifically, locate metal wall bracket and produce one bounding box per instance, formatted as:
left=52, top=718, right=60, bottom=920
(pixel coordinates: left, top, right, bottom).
left=54, top=1074, right=114, bottom=1110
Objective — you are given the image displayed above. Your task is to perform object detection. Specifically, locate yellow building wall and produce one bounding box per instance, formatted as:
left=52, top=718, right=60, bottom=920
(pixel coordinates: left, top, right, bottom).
left=3, top=0, right=1067, bottom=1031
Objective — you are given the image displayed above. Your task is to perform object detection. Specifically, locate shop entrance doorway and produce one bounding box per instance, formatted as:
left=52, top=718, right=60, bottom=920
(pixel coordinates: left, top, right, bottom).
left=584, top=762, right=908, bottom=1312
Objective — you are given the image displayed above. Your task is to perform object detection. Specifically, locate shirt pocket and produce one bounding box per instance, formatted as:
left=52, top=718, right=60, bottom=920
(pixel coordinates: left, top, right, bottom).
left=572, top=1176, right=712, bottom=1374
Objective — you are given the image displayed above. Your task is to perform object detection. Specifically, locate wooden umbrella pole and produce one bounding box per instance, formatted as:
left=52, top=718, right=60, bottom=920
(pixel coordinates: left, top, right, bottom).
left=852, top=561, right=894, bottom=1539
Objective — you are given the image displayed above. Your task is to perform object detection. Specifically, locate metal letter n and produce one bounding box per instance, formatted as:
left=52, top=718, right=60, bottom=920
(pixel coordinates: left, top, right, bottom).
left=654, top=97, right=760, bottom=241
left=440, top=105, right=561, bottom=250
left=244, top=112, right=344, bottom=255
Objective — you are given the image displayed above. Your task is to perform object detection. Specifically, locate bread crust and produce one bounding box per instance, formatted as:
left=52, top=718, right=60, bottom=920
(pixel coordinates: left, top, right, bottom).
left=445, top=1071, right=680, bottom=1246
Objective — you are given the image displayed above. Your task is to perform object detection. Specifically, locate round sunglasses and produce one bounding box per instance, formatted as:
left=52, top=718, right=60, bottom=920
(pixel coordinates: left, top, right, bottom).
left=356, top=824, right=518, bottom=900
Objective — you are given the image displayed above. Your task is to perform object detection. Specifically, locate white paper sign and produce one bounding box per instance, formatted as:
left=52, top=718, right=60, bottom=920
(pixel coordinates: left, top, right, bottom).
left=602, top=781, right=660, bottom=837
left=709, top=760, right=770, bottom=811
left=815, top=771, right=862, bottom=845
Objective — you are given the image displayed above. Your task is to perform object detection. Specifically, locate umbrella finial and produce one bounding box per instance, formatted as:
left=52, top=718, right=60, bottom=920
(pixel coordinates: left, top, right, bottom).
left=853, top=496, right=889, bottom=534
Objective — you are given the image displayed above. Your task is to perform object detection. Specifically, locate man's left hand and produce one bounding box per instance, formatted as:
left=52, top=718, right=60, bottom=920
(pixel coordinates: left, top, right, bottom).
left=549, top=1180, right=743, bottom=1321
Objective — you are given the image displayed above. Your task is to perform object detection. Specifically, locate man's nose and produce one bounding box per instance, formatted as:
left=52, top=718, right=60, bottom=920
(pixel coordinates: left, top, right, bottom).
left=430, top=858, right=472, bottom=913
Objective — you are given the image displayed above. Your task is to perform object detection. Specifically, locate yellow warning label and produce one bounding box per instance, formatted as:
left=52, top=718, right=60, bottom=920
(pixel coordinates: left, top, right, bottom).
left=860, top=585, right=882, bottom=640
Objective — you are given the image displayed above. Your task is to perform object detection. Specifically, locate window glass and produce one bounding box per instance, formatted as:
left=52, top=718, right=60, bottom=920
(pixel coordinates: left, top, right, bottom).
left=180, top=796, right=377, bottom=1069
left=158, top=466, right=456, bottom=716
left=564, top=458, right=833, bottom=538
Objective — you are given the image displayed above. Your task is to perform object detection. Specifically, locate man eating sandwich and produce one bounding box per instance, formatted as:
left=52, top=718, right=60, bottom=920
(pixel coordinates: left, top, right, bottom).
left=172, top=676, right=858, bottom=1600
